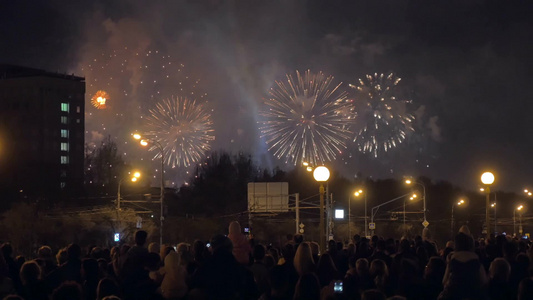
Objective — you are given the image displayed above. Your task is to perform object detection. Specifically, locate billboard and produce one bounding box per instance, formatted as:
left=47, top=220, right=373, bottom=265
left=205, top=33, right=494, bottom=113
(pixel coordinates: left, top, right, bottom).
left=248, top=182, right=289, bottom=213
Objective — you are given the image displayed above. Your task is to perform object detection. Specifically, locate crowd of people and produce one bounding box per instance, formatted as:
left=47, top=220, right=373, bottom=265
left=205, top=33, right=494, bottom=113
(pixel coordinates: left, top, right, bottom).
left=0, top=222, right=532, bottom=299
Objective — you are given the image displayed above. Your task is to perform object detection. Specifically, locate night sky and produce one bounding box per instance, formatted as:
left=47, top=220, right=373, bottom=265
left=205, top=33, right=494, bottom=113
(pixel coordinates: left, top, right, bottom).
left=2, top=1, right=533, bottom=192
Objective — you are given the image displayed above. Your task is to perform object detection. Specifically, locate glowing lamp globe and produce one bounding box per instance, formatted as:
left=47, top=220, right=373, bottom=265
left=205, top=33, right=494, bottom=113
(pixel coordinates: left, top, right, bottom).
left=481, top=172, right=495, bottom=185
left=313, top=166, right=330, bottom=182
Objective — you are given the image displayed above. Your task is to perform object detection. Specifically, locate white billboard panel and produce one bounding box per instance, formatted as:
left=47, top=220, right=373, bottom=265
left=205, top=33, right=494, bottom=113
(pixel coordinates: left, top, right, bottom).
left=248, top=182, right=289, bottom=213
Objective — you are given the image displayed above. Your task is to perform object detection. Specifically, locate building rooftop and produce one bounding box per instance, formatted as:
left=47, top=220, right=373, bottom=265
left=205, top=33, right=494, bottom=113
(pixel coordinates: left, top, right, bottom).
left=0, top=64, right=84, bottom=82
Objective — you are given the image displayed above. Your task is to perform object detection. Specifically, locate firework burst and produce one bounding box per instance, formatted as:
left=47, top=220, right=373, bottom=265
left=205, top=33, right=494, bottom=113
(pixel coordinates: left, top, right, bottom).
left=259, top=70, right=353, bottom=166
left=91, top=90, right=109, bottom=109
left=349, top=73, right=415, bottom=157
left=143, top=96, right=214, bottom=168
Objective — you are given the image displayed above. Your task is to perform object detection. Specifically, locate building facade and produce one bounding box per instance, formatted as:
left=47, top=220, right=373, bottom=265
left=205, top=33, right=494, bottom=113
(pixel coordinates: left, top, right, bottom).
left=0, top=64, right=85, bottom=204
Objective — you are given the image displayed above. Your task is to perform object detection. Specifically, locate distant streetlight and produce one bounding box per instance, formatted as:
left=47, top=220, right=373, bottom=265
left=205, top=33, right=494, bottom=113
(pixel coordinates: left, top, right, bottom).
left=133, top=132, right=165, bottom=246
left=481, top=171, right=495, bottom=236
left=514, top=205, right=524, bottom=237
left=451, top=199, right=465, bottom=238
left=349, top=188, right=368, bottom=239
left=117, top=171, right=141, bottom=210
left=405, top=178, right=427, bottom=227
left=313, top=166, right=330, bottom=253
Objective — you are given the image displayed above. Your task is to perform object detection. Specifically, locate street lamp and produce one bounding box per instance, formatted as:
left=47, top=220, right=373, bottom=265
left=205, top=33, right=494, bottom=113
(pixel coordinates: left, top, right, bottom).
left=349, top=189, right=366, bottom=240
left=451, top=199, right=465, bottom=238
left=117, top=171, right=141, bottom=210
left=405, top=178, right=427, bottom=228
left=525, top=189, right=532, bottom=197
left=133, top=133, right=165, bottom=246
left=313, top=166, right=330, bottom=253
left=481, top=171, right=495, bottom=236
left=403, top=193, right=417, bottom=231
left=514, top=205, right=524, bottom=237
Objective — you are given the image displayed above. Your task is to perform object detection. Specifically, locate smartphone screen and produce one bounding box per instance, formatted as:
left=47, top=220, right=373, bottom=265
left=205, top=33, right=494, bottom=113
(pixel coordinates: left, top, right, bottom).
left=333, top=280, right=343, bottom=293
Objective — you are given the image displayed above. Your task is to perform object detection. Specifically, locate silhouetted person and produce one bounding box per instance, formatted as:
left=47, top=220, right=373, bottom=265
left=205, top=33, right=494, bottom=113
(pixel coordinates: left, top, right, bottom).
left=0, top=251, right=14, bottom=299
left=250, top=244, right=269, bottom=295
left=161, top=251, right=188, bottom=299
left=361, top=289, right=386, bottom=300
left=293, top=273, right=320, bottom=300
left=81, top=258, right=99, bottom=300
left=258, top=265, right=289, bottom=300
left=1, top=244, right=21, bottom=294
left=96, top=277, right=121, bottom=300
left=46, top=243, right=82, bottom=292
left=438, top=233, right=487, bottom=300
left=370, top=259, right=390, bottom=296
left=293, top=242, right=315, bottom=277
left=127, top=230, right=149, bottom=260
left=189, top=234, right=258, bottom=299
left=488, top=258, right=512, bottom=300
left=279, top=243, right=298, bottom=298
left=316, top=253, right=339, bottom=287
left=422, top=257, right=446, bottom=299
left=228, top=221, right=251, bottom=265
left=368, top=240, right=391, bottom=269
left=518, top=277, right=533, bottom=300
left=37, top=246, right=56, bottom=276
left=51, top=281, right=82, bottom=300
left=19, top=261, right=48, bottom=300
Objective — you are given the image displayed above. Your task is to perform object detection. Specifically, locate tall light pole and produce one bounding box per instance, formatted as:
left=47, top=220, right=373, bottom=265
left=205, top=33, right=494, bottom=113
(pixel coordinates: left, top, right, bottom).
left=117, top=171, right=141, bottom=210
left=481, top=172, right=495, bottom=237
left=491, top=202, right=497, bottom=234
left=514, top=205, right=523, bottom=237
left=405, top=178, right=427, bottom=228
left=451, top=199, right=465, bottom=238
left=313, top=166, right=330, bottom=253
left=349, top=189, right=364, bottom=241
left=134, top=133, right=165, bottom=246
left=363, top=189, right=368, bottom=237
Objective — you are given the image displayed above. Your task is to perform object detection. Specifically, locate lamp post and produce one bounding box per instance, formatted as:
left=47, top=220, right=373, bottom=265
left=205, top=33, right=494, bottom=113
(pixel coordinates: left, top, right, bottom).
left=133, top=133, right=165, bottom=246
left=117, top=171, right=141, bottom=210
left=481, top=172, right=495, bottom=236
left=514, top=205, right=523, bottom=237
left=491, top=202, right=497, bottom=234
left=405, top=178, right=427, bottom=227
left=451, top=199, right=465, bottom=238
left=313, top=166, right=330, bottom=253
left=349, top=189, right=364, bottom=241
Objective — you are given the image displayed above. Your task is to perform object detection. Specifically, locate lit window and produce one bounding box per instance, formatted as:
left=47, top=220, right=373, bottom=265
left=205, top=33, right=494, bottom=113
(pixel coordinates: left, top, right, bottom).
left=60, top=182, right=66, bottom=188
left=61, top=156, right=69, bottom=164
left=61, top=130, right=69, bottom=138
left=61, top=142, right=69, bottom=151
left=61, top=103, right=69, bottom=112
left=76, top=119, right=80, bottom=124
left=76, top=106, right=81, bottom=113
left=61, top=116, right=68, bottom=124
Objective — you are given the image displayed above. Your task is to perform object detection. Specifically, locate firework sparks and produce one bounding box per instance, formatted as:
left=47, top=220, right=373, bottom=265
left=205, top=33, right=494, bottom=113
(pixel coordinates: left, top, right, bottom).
left=91, top=90, right=109, bottom=109
left=349, top=73, right=415, bottom=157
left=259, top=70, right=353, bottom=166
left=143, top=96, right=214, bottom=168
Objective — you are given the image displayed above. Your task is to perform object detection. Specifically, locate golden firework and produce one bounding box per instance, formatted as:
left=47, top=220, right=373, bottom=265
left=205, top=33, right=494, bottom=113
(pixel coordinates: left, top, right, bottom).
left=91, top=90, right=109, bottom=109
